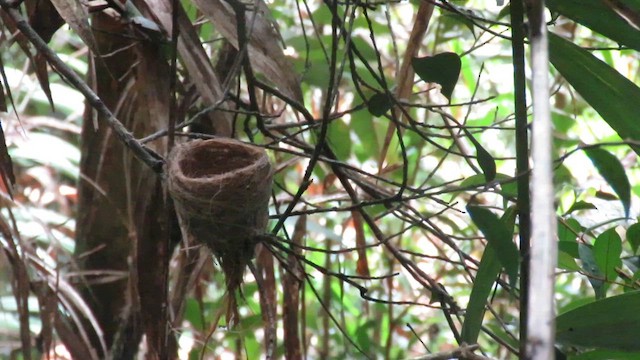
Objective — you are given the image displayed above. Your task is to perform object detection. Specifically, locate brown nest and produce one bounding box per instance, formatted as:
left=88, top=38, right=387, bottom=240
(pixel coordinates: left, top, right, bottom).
left=167, top=138, right=272, bottom=320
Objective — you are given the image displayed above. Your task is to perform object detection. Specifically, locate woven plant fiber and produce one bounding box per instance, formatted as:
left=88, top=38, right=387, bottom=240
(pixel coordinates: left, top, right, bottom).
left=167, top=138, right=272, bottom=300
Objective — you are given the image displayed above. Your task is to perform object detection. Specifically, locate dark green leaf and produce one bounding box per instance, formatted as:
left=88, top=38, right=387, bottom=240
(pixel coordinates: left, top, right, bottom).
left=584, top=147, right=631, bottom=217
left=461, top=244, right=501, bottom=344
left=547, top=0, right=640, bottom=52
left=556, top=291, right=640, bottom=351
left=593, top=228, right=623, bottom=284
left=367, top=92, right=393, bottom=117
left=463, top=130, right=496, bottom=182
left=412, top=52, right=461, bottom=102
left=559, top=240, right=579, bottom=259
left=558, top=218, right=582, bottom=243
left=466, top=205, right=519, bottom=284
left=627, top=223, right=640, bottom=254
left=570, top=349, right=640, bottom=360
left=565, top=200, right=597, bottom=215
left=549, top=33, right=640, bottom=155
left=461, top=209, right=514, bottom=344
left=579, top=243, right=607, bottom=299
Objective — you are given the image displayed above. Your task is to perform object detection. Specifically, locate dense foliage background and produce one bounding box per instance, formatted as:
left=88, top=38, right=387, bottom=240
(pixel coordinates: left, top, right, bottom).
left=2, top=0, right=640, bottom=359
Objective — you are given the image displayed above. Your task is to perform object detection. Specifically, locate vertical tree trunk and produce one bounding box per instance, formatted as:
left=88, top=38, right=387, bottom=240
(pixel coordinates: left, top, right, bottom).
left=75, top=12, right=171, bottom=358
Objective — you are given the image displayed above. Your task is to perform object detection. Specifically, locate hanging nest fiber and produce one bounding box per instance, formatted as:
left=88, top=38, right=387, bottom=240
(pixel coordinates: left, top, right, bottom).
left=167, top=138, right=272, bottom=319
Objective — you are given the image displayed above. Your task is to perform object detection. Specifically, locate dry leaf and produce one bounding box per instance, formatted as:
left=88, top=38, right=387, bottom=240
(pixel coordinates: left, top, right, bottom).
left=48, top=0, right=99, bottom=52
left=191, top=0, right=303, bottom=104
left=144, top=0, right=233, bottom=136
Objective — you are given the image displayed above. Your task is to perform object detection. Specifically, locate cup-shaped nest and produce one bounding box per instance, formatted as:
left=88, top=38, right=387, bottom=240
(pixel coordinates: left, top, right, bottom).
left=167, top=138, right=272, bottom=293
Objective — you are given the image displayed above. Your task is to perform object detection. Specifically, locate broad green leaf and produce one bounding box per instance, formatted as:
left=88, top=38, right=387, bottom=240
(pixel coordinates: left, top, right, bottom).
left=558, top=218, right=583, bottom=243
left=461, top=207, right=516, bottom=344
left=412, top=52, right=461, bottom=102
left=549, top=33, right=640, bottom=154
left=556, top=291, right=640, bottom=351
left=547, top=0, right=640, bottom=52
left=593, top=228, right=623, bottom=284
left=558, top=224, right=581, bottom=271
left=579, top=243, right=606, bottom=299
left=584, top=147, right=631, bottom=217
left=627, top=223, right=640, bottom=254
left=558, top=251, right=581, bottom=272
left=367, top=92, right=393, bottom=117
left=466, top=205, right=519, bottom=284
left=558, top=240, right=579, bottom=259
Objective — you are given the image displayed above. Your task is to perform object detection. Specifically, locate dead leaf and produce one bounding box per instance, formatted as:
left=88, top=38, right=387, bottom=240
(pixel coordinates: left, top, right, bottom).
left=26, top=0, right=65, bottom=43
left=48, top=0, right=99, bottom=52
left=191, top=0, right=304, bottom=104
left=144, top=0, right=233, bottom=136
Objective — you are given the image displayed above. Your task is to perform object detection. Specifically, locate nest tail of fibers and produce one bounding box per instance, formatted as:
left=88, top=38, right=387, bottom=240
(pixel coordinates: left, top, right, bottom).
left=167, top=138, right=272, bottom=324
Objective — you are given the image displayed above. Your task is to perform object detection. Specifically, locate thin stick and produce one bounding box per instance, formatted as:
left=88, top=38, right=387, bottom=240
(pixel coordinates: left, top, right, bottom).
left=526, top=0, right=557, bottom=359
left=509, top=1, right=530, bottom=356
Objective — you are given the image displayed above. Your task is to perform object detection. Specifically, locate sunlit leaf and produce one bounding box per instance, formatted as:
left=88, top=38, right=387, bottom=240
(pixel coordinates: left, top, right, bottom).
left=547, top=0, right=640, bottom=52
left=584, top=147, right=631, bottom=217
left=557, top=291, right=640, bottom=351
left=549, top=33, right=640, bottom=155
left=412, top=52, right=461, bottom=102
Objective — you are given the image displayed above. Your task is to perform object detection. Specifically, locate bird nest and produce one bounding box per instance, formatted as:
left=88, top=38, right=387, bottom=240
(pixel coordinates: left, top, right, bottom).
left=166, top=138, right=272, bottom=316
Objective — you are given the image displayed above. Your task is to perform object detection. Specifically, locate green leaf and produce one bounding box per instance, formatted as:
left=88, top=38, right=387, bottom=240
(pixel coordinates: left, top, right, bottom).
left=352, top=110, right=380, bottom=162
left=584, top=147, right=631, bottom=217
left=627, top=223, right=640, bottom=254
left=569, top=349, right=640, bottom=360
left=412, top=52, right=461, bottom=102
left=549, top=33, right=640, bottom=155
left=565, top=200, right=598, bottom=215
left=558, top=251, right=581, bottom=272
left=556, top=291, right=640, bottom=351
left=593, top=228, right=623, bottom=284
left=547, top=0, right=640, bottom=52
left=466, top=205, right=519, bottom=285
left=558, top=240, right=579, bottom=259
left=579, top=244, right=607, bottom=299
left=367, top=92, right=393, bottom=117
left=461, top=244, right=501, bottom=344
left=462, top=130, right=496, bottom=182
left=558, top=218, right=582, bottom=243
left=327, top=118, right=351, bottom=160
left=461, top=209, right=515, bottom=344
